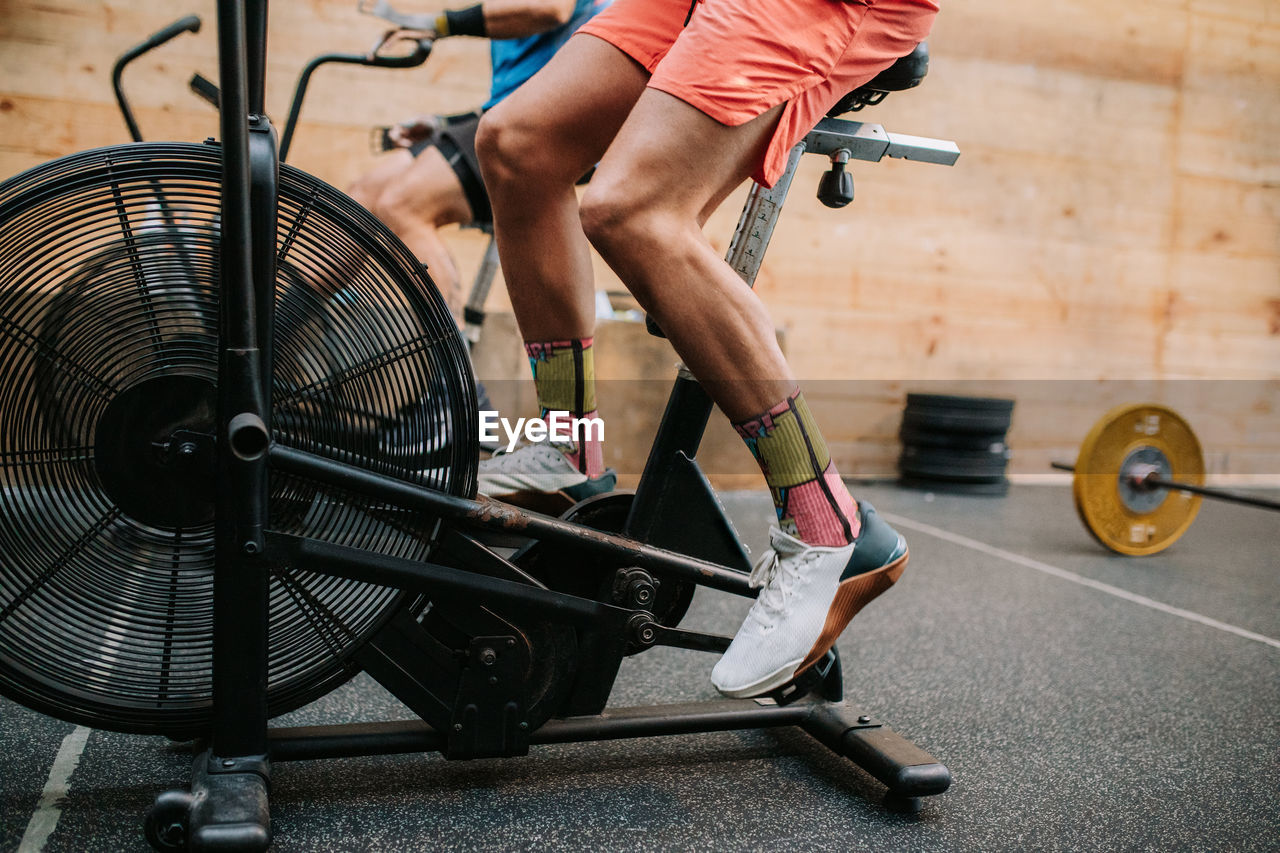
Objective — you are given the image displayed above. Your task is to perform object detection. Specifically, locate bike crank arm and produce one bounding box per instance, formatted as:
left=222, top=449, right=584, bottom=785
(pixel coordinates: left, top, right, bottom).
left=628, top=616, right=732, bottom=654
left=270, top=443, right=756, bottom=596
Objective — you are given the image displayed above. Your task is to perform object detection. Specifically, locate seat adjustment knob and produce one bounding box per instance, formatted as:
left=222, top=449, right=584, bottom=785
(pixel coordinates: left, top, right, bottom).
left=817, top=149, right=854, bottom=209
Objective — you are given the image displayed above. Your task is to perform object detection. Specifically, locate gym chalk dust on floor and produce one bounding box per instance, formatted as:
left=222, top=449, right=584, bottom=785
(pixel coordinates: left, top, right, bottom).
left=3, top=484, right=1277, bottom=852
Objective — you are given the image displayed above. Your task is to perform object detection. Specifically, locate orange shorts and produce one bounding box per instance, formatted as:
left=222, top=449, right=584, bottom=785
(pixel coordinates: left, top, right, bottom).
left=577, top=0, right=939, bottom=186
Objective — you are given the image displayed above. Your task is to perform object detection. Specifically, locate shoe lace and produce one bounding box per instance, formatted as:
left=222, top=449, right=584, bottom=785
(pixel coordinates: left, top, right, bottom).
left=746, top=544, right=812, bottom=629
left=485, top=442, right=569, bottom=474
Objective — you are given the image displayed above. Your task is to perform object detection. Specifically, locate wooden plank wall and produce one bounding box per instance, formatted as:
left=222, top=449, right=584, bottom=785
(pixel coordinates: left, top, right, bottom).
left=2, top=0, right=1278, bottom=484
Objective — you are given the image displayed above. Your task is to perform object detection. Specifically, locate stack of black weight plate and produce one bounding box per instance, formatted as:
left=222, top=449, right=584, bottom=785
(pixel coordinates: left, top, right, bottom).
left=898, top=393, right=1014, bottom=495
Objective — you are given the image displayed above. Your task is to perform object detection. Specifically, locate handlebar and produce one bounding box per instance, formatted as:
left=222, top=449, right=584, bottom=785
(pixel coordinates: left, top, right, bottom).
left=279, top=33, right=433, bottom=162
left=112, top=14, right=202, bottom=142
left=138, top=14, right=202, bottom=54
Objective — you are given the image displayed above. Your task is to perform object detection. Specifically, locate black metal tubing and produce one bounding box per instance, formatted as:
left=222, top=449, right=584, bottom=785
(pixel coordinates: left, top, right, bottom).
left=275, top=531, right=733, bottom=656
left=269, top=444, right=755, bottom=596
left=246, top=0, right=269, bottom=116
left=269, top=532, right=628, bottom=629
left=279, top=41, right=432, bottom=162
left=215, top=3, right=256, bottom=357
left=212, top=0, right=269, bottom=759
left=531, top=701, right=812, bottom=743
left=175, top=6, right=276, bottom=844
left=270, top=700, right=813, bottom=761
left=110, top=14, right=202, bottom=142
left=267, top=700, right=950, bottom=798
left=249, top=117, right=279, bottom=416
left=271, top=720, right=443, bottom=761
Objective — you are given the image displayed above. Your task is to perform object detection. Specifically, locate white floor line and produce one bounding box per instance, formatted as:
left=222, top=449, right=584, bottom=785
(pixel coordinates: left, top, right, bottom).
left=881, top=511, right=1280, bottom=651
left=18, top=726, right=91, bottom=853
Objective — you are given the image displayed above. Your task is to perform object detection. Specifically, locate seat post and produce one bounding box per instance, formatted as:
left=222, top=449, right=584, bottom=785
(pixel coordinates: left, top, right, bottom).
left=724, top=142, right=807, bottom=289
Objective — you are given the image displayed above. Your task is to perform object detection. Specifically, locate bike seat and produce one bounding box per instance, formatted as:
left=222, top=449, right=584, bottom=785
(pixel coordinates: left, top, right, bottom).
left=825, top=42, right=929, bottom=117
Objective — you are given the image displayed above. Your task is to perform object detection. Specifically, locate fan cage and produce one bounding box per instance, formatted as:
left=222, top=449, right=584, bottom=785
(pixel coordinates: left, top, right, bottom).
left=0, top=142, right=477, bottom=735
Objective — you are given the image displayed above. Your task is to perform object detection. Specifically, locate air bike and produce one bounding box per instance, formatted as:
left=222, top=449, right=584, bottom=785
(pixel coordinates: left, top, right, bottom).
left=0, top=2, right=959, bottom=849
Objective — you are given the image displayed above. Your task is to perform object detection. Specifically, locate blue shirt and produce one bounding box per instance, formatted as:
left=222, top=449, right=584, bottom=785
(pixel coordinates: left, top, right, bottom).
left=485, top=0, right=605, bottom=109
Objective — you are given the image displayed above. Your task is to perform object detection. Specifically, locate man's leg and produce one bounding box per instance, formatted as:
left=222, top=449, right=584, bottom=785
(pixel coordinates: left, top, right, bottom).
left=470, top=35, right=649, bottom=504
left=346, top=148, right=413, bottom=207
left=579, top=90, right=797, bottom=420
left=582, top=90, right=860, bottom=533
left=579, top=89, right=906, bottom=698
left=348, top=147, right=474, bottom=317
left=476, top=34, right=650, bottom=341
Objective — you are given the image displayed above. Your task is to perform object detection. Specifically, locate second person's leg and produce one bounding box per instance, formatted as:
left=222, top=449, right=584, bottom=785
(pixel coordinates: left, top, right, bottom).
left=477, top=34, right=651, bottom=341
left=473, top=34, right=652, bottom=503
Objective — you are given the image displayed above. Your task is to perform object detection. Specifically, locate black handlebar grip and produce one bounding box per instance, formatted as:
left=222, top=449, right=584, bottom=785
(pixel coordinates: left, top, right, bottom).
left=141, top=15, right=201, bottom=52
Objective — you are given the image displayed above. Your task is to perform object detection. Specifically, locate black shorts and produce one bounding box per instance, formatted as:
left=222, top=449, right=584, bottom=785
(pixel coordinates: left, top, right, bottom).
left=408, top=110, right=492, bottom=227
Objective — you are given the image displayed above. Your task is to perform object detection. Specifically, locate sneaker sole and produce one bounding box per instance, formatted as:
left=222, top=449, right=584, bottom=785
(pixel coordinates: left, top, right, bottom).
left=716, top=549, right=909, bottom=700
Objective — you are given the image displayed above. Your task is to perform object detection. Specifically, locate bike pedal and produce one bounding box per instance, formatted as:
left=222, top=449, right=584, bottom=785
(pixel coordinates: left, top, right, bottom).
left=766, top=649, right=839, bottom=706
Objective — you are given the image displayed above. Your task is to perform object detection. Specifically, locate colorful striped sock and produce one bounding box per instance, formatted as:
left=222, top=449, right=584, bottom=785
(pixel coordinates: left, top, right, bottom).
left=734, top=389, right=861, bottom=546
left=525, top=337, right=604, bottom=478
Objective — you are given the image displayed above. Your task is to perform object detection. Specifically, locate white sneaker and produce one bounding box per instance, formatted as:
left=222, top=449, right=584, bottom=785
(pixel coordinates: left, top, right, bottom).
left=711, top=502, right=908, bottom=698
left=477, top=443, right=616, bottom=504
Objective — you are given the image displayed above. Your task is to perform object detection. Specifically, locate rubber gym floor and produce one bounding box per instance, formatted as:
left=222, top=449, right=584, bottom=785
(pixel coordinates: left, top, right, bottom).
left=3, top=483, right=1277, bottom=852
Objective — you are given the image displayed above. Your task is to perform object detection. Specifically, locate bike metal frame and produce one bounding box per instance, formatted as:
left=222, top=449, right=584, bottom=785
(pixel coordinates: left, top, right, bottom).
left=171, top=2, right=958, bottom=847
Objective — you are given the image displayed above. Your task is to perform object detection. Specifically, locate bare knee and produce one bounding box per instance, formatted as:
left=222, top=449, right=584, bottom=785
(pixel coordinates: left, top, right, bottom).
left=476, top=107, right=529, bottom=192
left=580, top=185, right=659, bottom=260
left=578, top=187, right=623, bottom=254
left=580, top=186, right=686, bottom=307
left=476, top=104, right=584, bottom=193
